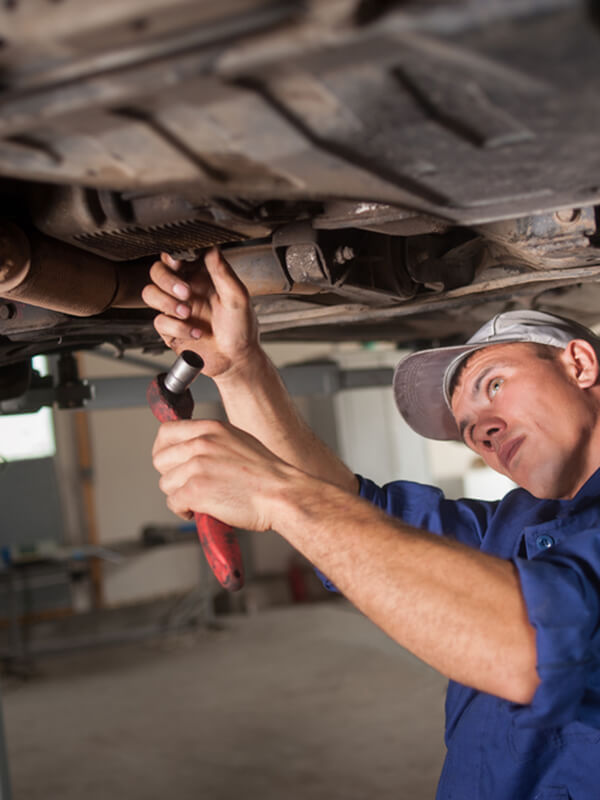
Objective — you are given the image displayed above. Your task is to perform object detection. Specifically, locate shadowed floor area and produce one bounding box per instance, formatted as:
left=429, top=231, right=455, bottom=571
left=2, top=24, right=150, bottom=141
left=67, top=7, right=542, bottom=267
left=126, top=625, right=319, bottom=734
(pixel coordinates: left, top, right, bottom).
left=2, top=602, right=447, bottom=799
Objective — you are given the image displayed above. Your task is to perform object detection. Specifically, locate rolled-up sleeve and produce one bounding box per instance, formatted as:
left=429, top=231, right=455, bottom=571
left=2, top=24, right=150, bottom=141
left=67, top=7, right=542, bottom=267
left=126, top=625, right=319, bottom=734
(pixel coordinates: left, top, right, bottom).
left=512, top=529, right=600, bottom=728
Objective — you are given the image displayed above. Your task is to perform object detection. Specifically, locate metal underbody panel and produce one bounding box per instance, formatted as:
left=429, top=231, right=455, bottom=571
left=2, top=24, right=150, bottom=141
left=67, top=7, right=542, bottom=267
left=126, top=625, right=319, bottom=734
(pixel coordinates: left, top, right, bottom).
left=1, top=0, right=600, bottom=377
left=1, top=0, right=597, bottom=220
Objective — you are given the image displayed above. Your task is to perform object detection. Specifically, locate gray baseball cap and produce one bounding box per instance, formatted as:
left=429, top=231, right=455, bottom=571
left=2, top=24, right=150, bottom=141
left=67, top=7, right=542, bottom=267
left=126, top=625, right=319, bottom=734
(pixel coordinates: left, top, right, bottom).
left=393, top=310, right=600, bottom=441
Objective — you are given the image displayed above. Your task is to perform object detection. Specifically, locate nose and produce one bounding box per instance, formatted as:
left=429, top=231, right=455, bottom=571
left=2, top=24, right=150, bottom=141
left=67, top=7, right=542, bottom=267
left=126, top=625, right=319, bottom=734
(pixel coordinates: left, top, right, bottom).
left=472, top=416, right=507, bottom=452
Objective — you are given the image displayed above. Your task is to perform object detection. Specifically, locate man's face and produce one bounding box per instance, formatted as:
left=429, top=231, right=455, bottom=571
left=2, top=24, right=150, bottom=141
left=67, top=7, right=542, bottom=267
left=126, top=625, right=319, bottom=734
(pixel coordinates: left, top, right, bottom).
left=450, top=342, right=597, bottom=499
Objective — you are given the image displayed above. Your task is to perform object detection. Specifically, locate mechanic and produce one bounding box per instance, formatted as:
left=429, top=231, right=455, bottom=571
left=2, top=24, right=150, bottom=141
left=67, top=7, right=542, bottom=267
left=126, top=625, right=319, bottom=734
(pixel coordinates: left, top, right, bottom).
left=143, top=249, right=600, bottom=799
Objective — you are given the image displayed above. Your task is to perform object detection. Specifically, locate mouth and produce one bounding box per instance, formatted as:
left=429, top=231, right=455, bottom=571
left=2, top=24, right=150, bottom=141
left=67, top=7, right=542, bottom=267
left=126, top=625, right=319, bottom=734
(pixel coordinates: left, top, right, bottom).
left=498, top=436, right=525, bottom=472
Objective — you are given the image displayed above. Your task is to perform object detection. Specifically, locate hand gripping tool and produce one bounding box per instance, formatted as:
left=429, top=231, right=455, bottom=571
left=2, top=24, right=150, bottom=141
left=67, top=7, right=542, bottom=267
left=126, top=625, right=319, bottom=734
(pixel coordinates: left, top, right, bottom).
left=147, top=350, right=244, bottom=591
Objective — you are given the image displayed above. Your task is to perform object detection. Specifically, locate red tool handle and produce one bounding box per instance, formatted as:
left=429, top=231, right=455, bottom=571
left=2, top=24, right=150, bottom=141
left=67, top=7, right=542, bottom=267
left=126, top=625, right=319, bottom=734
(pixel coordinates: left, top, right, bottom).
left=147, top=374, right=244, bottom=592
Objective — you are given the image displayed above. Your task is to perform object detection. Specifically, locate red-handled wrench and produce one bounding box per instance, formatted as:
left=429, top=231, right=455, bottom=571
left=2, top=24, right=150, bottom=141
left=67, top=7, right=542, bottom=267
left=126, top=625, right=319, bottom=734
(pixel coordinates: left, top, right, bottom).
left=147, top=350, right=244, bottom=592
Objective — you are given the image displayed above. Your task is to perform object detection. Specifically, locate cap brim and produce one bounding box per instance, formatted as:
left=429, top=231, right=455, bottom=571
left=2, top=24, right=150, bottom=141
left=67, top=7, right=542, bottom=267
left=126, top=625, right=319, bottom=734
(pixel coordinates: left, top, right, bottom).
left=393, top=343, right=484, bottom=441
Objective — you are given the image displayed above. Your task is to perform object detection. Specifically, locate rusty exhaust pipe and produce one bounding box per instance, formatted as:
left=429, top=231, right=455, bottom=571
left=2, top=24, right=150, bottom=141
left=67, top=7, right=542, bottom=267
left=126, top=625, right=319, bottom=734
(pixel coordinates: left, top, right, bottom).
left=0, top=220, right=151, bottom=316
left=0, top=221, right=321, bottom=317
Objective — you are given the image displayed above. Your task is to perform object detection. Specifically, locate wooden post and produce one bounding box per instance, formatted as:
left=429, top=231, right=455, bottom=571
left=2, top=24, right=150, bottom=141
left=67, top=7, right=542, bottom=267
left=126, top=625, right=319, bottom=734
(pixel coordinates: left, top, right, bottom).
left=73, top=406, right=104, bottom=609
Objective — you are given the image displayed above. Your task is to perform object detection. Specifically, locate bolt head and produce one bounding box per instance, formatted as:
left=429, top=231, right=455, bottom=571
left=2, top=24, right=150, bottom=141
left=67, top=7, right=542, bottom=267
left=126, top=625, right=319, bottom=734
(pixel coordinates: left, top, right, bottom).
left=555, top=208, right=581, bottom=223
left=334, top=245, right=356, bottom=264
left=0, top=303, right=16, bottom=320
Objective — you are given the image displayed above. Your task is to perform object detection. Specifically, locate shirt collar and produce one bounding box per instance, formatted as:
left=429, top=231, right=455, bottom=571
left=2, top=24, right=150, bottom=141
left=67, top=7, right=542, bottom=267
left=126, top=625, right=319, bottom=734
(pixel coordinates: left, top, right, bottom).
left=557, top=465, right=600, bottom=514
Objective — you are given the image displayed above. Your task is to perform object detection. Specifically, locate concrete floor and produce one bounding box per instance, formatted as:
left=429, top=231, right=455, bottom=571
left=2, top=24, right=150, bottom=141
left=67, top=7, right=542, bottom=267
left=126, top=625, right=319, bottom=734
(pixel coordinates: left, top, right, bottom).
left=1, top=602, right=447, bottom=799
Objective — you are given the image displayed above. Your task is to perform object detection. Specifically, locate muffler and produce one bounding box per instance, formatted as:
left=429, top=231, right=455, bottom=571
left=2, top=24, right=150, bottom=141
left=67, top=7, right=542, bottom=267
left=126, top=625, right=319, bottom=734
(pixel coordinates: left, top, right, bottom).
left=0, top=221, right=150, bottom=316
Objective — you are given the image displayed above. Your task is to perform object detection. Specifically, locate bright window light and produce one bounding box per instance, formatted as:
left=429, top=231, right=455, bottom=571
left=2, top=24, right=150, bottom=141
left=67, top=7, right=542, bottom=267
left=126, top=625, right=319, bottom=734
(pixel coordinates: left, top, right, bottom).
left=0, top=356, right=56, bottom=462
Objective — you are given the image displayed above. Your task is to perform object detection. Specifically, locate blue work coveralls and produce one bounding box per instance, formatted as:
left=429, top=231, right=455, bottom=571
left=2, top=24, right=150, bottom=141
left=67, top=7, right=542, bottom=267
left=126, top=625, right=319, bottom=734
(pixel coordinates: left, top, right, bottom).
left=322, top=468, right=600, bottom=799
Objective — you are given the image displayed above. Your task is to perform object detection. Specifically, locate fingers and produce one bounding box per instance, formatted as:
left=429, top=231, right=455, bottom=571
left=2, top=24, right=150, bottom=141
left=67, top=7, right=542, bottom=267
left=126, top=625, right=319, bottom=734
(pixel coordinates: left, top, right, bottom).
left=142, top=286, right=191, bottom=329
left=166, top=490, right=195, bottom=521
left=143, top=258, right=191, bottom=314
left=153, top=421, right=232, bottom=520
left=157, top=254, right=193, bottom=296
left=152, top=419, right=284, bottom=531
left=153, top=419, right=267, bottom=482
left=160, top=253, right=183, bottom=270
left=143, top=250, right=252, bottom=350
left=203, top=247, right=250, bottom=308
left=153, top=312, right=206, bottom=343
left=158, top=454, right=209, bottom=498
left=144, top=256, right=213, bottom=344
left=152, top=419, right=225, bottom=461
left=145, top=249, right=246, bottom=313
left=166, top=497, right=194, bottom=522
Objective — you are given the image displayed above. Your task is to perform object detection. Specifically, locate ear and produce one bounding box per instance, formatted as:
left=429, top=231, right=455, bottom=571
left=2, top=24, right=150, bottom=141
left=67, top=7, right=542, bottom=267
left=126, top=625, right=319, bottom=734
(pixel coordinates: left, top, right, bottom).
left=561, top=339, right=600, bottom=388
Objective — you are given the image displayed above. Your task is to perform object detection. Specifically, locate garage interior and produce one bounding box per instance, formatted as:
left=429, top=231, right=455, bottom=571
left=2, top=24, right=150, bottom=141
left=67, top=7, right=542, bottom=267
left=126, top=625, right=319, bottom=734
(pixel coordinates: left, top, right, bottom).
left=1, top=0, right=599, bottom=797
left=0, top=338, right=514, bottom=799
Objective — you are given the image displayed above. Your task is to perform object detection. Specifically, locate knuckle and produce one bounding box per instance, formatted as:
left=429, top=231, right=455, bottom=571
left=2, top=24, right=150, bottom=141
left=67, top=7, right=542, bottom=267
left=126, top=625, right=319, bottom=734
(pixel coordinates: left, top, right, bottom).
left=204, top=418, right=225, bottom=433
left=198, top=425, right=223, bottom=445
left=166, top=496, right=177, bottom=514
left=187, top=420, right=221, bottom=442
left=190, top=455, right=205, bottom=472
left=186, top=438, right=204, bottom=457
left=231, top=288, right=250, bottom=308
left=188, top=474, right=204, bottom=495
left=152, top=433, right=165, bottom=453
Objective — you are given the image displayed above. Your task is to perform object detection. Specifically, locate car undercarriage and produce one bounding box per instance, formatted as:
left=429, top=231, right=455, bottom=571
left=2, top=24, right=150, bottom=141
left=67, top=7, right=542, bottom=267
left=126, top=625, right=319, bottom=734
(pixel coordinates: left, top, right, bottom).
left=1, top=0, right=600, bottom=400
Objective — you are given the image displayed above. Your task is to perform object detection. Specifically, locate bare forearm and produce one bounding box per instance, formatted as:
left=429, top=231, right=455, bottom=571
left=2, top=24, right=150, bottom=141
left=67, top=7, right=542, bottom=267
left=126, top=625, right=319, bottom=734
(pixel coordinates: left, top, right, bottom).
left=152, top=416, right=539, bottom=703
left=214, top=348, right=358, bottom=492
left=271, top=474, right=539, bottom=704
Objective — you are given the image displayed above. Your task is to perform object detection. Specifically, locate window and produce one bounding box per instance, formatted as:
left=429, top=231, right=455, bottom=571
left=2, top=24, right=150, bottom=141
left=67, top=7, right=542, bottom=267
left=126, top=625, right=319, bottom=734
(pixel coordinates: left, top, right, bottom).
left=0, top=357, right=56, bottom=462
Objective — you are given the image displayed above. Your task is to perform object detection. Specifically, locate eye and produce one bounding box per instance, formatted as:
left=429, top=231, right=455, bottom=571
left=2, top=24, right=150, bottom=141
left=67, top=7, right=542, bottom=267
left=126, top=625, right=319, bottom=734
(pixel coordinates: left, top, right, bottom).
left=488, top=377, right=504, bottom=398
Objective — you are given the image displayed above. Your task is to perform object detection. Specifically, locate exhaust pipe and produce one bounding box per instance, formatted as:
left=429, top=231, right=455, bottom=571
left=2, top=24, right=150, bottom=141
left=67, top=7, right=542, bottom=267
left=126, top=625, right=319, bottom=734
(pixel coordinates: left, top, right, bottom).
left=0, top=219, right=368, bottom=319
left=0, top=222, right=299, bottom=317
left=0, top=220, right=151, bottom=316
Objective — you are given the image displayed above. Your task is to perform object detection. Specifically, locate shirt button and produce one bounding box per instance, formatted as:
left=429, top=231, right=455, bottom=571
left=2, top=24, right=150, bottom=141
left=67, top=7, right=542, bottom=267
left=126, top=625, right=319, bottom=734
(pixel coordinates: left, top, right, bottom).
left=536, top=534, right=555, bottom=550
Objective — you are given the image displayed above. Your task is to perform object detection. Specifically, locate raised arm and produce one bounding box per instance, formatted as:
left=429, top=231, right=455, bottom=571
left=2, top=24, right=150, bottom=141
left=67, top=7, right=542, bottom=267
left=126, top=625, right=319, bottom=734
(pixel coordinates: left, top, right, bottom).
left=142, top=249, right=357, bottom=492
